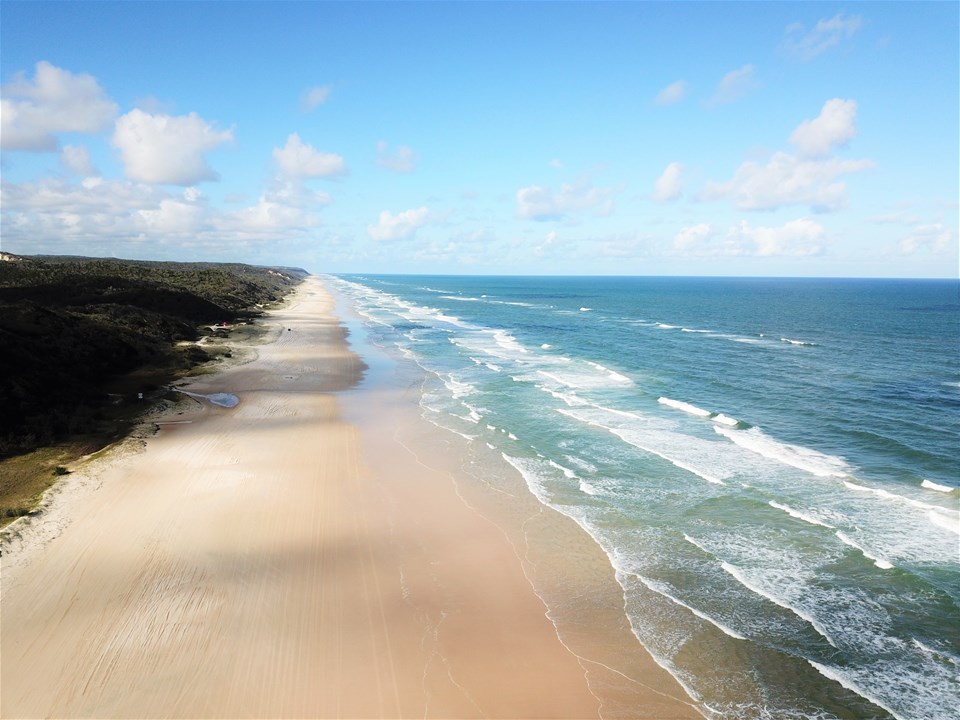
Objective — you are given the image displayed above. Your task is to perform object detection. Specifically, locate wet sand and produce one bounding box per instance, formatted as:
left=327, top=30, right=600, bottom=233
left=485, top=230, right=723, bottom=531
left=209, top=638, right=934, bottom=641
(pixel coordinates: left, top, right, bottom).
left=1, top=276, right=699, bottom=718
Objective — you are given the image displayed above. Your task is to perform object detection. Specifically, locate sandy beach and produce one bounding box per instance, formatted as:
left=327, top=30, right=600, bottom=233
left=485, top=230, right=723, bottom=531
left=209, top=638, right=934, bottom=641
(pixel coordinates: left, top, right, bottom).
left=1, top=277, right=700, bottom=719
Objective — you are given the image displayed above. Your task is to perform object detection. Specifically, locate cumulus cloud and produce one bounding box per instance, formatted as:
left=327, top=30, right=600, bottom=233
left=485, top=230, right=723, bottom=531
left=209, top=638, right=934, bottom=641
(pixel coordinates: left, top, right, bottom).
left=113, top=109, right=233, bottom=185
left=0, top=170, right=328, bottom=253
left=516, top=180, right=616, bottom=221
left=300, top=84, right=332, bottom=112
left=60, top=144, right=98, bottom=177
left=368, top=207, right=429, bottom=241
left=701, top=99, right=873, bottom=211
left=273, top=133, right=347, bottom=179
left=789, top=99, right=858, bottom=158
left=654, top=80, right=688, bottom=106
left=652, top=162, right=683, bottom=203
left=673, top=219, right=825, bottom=257
left=708, top=64, right=759, bottom=106
left=376, top=141, right=417, bottom=173
left=782, top=14, right=862, bottom=60
left=701, top=153, right=873, bottom=211
left=1, top=61, right=118, bottom=151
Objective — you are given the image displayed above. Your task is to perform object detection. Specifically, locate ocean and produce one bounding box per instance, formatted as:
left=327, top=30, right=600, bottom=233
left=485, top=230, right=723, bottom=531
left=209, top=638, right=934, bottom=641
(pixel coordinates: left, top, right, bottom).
left=329, top=275, right=959, bottom=720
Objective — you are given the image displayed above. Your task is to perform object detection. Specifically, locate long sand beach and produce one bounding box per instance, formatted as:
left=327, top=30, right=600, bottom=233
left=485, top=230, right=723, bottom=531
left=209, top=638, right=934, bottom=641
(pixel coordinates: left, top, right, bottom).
left=1, top=277, right=699, bottom=718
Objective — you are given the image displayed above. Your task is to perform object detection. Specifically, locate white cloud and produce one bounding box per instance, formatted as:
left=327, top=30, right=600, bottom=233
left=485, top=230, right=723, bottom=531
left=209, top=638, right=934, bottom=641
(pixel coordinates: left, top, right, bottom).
left=726, top=218, right=825, bottom=256
left=516, top=181, right=616, bottom=221
left=708, top=64, right=759, bottom=106
left=789, top=99, right=858, bottom=158
left=300, top=84, right=332, bottom=112
left=782, top=14, right=862, bottom=60
left=273, top=133, right=347, bottom=179
left=653, top=162, right=683, bottom=203
left=376, top=141, right=417, bottom=173
left=0, top=170, right=328, bottom=253
left=368, top=207, right=429, bottom=241
left=673, top=219, right=825, bottom=257
left=701, top=153, right=873, bottom=211
left=701, top=99, right=872, bottom=212
left=673, top=223, right=715, bottom=252
left=60, top=144, right=98, bottom=177
left=113, top=109, right=233, bottom=185
left=900, top=224, right=956, bottom=255
left=654, top=80, right=688, bottom=106
left=1, top=61, right=118, bottom=151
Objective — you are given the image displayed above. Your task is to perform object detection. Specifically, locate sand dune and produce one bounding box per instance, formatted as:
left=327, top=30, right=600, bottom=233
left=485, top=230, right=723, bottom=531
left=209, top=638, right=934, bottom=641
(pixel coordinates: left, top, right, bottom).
left=1, top=277, right=697, bottom=718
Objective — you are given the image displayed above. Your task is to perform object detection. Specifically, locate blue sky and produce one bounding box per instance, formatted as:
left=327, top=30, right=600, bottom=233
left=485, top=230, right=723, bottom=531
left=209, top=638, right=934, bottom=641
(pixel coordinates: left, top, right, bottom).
left=1, top=1, right=957, bottom=277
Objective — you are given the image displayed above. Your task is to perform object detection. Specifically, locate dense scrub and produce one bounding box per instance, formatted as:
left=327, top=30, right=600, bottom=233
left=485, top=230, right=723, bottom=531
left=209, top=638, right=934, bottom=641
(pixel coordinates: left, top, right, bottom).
left=0, top=254, right=307, bottom=458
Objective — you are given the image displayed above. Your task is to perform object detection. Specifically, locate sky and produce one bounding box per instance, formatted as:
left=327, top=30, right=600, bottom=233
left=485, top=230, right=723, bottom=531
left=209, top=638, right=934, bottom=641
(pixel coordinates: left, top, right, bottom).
left=1, top=1, right=957, bottom=277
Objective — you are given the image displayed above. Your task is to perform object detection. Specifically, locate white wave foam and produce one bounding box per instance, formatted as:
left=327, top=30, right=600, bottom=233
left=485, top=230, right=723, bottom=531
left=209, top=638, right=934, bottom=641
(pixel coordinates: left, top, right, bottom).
left=564, top=454, right=598, bottom=474
left=579, top=480, right=601, bottom=496
left=441, top=295, right=481, bottom=302
left=537, top=370, right=582, bottom=390
left=559, top=409, right=725, bottom=485
left=715, top=426, right=850, bottom=478
left=768, top=501, right=835, bottom=529
left=443, top=376, right=475, bottom=399
left=912, top=638, right=960, bottom=666
left=541, top=343, right=552, bottom=349
left=843, top=481, right=954, bottom=516
left=682, top=534, right=713, bottom=555
left=635, top=574, right=747, bottom=641
left=835, top=531, right=894, bottom=569
left=491, top=329, right=529, bottom=354
left=579, top=307, right=591, bottom=312
left=658, top=397, right=711, bottom=417
left=928, top=509, right=960, bottom=535
left=780, top=337, right=817, bottom=346
left=587, top=361, right=633, bottom=385
left=500, top=453, right=552, bottom=506
left=539, top=386, right=588, bottom=407
left=548, top=460, right=578, bottom=479
left=921, top=479, right=955, bottom=493
left=681, top=328, right=711, bottom=333
left=656, top=323, right=678, bottom=329
left=807, top=662, right=903, bottom=720
left=711, top=414, right=740, bottom=427
left=719, top=562, right=837, bottom=648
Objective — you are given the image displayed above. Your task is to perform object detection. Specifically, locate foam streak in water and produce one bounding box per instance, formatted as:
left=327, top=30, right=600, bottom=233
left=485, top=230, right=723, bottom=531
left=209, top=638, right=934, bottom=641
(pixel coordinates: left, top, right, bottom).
left=715, top=425, right=850, bottom=478
left=658, top=397, right=711, bottom=417
left=634, top=574, right=748, bottom=640
left=768, top=501, right=835, bottom=529
left=719, top=561, right=838, bottom=648
left=835, top=531, right=894, bottom=569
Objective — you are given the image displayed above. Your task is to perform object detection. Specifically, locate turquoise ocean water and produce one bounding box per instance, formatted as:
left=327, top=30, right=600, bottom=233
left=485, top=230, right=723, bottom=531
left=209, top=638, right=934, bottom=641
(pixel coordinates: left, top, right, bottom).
left=331, top=275, right=959, bottom=719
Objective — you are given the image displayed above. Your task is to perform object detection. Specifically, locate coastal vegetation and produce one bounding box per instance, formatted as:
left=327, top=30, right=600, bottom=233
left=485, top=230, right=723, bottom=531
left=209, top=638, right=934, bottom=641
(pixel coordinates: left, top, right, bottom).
left=0, top=253, right=306, bottom=524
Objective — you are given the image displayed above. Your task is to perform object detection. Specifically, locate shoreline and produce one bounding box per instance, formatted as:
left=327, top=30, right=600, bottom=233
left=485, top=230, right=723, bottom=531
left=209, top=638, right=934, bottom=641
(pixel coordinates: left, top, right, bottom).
left=1, top=275, right=699, bottom=718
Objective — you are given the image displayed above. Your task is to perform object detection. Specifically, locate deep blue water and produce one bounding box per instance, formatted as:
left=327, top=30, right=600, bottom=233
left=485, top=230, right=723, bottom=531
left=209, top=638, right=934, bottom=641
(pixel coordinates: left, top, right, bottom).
left=332, top=275, right=959, bottom=720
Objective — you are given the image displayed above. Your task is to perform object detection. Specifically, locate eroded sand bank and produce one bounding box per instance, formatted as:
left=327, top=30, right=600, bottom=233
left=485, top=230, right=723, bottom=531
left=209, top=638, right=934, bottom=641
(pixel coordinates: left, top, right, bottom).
left=1, top=277, right=698, bottom=719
